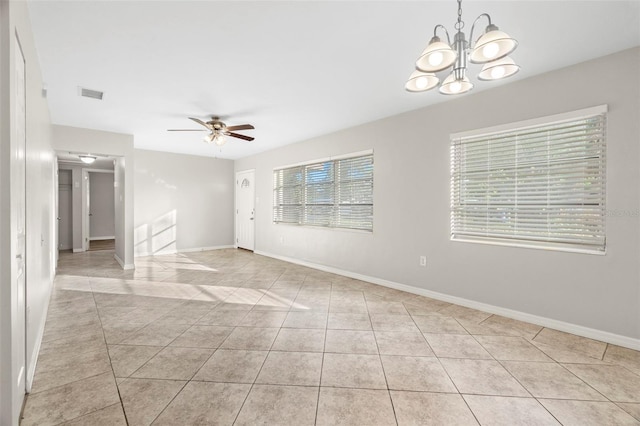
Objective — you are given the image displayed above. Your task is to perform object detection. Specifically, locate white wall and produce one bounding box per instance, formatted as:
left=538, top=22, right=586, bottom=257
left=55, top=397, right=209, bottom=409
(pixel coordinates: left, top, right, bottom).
left=134, top=149, right=234, bottom=256
left=0, top=1, right=55, bottom=424
left=52, top=125, right=134, bottom=268
left=236, top=48, right=640, bottom=346
left=89, top=171, right=115, bottom=239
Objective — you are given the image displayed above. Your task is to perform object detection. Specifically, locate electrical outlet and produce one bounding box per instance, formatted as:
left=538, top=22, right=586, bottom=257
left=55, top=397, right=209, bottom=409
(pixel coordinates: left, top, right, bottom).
left=419, top=256, right=427, bottom=267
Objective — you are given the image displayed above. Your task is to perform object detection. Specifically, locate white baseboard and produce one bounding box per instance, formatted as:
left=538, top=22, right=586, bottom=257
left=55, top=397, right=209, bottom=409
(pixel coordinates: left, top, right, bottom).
left=72, top=248, right=84, bottom=253
left=134, top=245, right=234, bottom=258
left=255, top=250, right=640, bottom=351
left=25, top=281, right=52, bottom=393
left=180, top=245, right=235, bottom=254
left=89, top=236, right=115, bottom=241
left=114, top=253, right=135, bottom=270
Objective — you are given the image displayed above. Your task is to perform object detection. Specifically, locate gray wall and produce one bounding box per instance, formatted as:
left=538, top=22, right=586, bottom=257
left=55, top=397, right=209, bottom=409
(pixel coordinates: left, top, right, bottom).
left=134, top=149, right=235, bottom=256
left=1, top=1, right=56, bottom=422
left=236, top=48, right=640, bottom=342
left=89, top=172, right=115, bottom=239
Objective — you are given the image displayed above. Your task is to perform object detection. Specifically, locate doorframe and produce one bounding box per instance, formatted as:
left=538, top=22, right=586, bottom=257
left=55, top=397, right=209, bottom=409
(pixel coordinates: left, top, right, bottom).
left=55, top=169, right=72, bottom=252
left=235, top=169, right=256, bottom=251
left=81, top=168, right=114, bottom=252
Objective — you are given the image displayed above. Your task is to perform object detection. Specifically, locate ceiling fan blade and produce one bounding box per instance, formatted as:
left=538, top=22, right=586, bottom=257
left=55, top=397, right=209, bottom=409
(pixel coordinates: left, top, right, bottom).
left=226, top=124, right=254, bottom=131
left=167, top=129, right=206, bottom=132
left=189, top=117, right=211, bottom=128
left=226, top=132, right=254, bottom=141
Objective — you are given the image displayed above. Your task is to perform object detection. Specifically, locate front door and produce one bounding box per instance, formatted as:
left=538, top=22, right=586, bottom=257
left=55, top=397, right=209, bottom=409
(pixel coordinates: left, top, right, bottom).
left=236, top=170, right=255, bottom=251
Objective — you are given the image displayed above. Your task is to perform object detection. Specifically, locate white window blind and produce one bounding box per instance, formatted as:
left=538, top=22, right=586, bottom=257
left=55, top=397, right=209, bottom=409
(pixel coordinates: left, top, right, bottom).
left=274, top=153, right=373, bottom=231
left=450, top=107, right=607, bottom=253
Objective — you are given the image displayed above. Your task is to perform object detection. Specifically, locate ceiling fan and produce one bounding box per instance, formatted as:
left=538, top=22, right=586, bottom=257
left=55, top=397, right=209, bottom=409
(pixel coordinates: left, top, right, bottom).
left=168, top=117, right=255, bottom=146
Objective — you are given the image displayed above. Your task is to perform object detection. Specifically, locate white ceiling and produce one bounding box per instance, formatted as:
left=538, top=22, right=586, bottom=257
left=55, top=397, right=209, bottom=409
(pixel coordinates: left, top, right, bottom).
left=29, top=1, right=640, bottom=160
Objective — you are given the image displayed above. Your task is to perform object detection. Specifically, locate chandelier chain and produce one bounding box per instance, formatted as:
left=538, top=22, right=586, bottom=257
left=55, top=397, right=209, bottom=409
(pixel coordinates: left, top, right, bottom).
left=455, top=0, right=464, bottom=30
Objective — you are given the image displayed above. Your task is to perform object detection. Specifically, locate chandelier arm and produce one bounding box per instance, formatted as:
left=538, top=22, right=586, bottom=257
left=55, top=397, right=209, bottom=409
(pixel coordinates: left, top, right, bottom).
left=433, top=24, right=452, bottom=45
left=469, top=13, right=492, bottom=47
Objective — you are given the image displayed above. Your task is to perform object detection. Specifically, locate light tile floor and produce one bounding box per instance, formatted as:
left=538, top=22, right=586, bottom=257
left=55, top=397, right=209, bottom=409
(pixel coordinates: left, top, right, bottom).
left=21, top=249, right=640, bottom=425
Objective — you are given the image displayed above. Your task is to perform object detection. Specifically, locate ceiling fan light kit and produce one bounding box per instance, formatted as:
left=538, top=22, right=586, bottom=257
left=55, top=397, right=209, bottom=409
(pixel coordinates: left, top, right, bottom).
left=168, top=117, right=255, bottom=147
left=406, top=0, right=519, bottom=95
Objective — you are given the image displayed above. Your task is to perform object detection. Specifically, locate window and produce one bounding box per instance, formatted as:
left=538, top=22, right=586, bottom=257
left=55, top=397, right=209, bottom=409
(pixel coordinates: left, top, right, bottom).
left=274, top=152, right=373, bottom=231
left=450, top=106, right=607, bottom=254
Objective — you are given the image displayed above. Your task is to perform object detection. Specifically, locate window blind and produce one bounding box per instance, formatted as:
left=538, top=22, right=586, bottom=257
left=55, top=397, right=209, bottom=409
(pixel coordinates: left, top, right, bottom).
left=273, top=153, right=373, bottom=231
left=450, top=109, right=606, bottom=253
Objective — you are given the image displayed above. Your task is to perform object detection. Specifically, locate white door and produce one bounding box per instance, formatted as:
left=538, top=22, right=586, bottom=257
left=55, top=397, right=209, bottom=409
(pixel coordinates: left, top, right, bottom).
left=57, top=171, right=73, bottom=250
left=236, top=170, right=255, bottom=251
left=13, top=36, right=27, bottom=418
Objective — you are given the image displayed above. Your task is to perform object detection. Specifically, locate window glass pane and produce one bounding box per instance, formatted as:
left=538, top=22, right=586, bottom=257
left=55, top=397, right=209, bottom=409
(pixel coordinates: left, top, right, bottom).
left=274, top=153, right=373, bottom=231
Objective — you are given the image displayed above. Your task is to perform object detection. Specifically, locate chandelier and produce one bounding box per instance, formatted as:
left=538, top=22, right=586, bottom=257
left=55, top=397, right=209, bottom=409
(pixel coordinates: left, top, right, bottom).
left=406, top=0, right=519, bottom=95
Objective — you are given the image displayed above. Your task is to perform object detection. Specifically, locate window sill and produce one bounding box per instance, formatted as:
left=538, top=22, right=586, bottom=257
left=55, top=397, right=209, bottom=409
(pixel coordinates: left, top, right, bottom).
left=274, top=222, right=373, bottom=235
left=451, top=235, right=606, bottom=256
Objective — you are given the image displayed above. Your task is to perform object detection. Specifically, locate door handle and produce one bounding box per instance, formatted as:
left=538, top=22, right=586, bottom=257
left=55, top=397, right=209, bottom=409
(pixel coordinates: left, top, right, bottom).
left=89, top=213, right=93, bottom=216
left=57, top=217, right=61, bottom=220
left=250, top=218, right=254, bottom=221
left=16, top=254, right=22, bottom=260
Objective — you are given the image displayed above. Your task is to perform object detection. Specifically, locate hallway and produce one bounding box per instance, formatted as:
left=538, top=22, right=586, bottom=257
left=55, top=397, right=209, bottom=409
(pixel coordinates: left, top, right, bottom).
left=21, top=249, right=640, bottom=425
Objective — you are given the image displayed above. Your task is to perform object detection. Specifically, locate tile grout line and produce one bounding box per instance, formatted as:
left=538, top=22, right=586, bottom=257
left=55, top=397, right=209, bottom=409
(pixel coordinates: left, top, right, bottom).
left=365, top=295, right=399, bottom=426
left=230, top=267, right=289, bottom=425
left=313, top=287, right=330, bottom=426
left=88, top=277, right=131, bottom=426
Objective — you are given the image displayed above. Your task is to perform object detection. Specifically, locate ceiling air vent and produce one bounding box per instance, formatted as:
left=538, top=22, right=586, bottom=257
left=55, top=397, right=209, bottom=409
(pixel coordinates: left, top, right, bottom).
left=79, top=87, right=104, bottom=100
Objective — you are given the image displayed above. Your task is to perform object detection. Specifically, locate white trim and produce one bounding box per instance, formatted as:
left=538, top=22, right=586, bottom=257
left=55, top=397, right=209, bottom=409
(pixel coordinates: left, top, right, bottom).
left=273, top=149, right=373, bottom=171
left=273, top=222, right=374, bottom=235
left=89, top=236, right=115, bottom=241
left=134, top=245, right=234, bottom=258
left=179, top=245, right=235, bottom=254
left=451, top=104, right=608, bottom=140
left=114, top=253, right=134, bottom=270
left=84, top=168, right=114, bottom=174
left=451, top=236, right=606, bottom=256
left=254, top=250, right=640, bottom=351
left=25, top=281, right=52, bottom=393
left=72, top=248, right=84, bottom=253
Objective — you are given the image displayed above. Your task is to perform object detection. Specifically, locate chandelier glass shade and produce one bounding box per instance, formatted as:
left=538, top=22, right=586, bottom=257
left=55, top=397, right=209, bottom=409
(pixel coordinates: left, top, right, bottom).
left=204, top=131, right=227, bottom=146
left=405, top=70, right=440, bottom=92
left=407, top=0, right=519, bottom=95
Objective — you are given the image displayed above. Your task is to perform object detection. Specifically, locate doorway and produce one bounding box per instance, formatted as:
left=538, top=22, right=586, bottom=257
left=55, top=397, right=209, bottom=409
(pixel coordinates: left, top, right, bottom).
left=56, top=155, right=116, bottom=255
left=57, top=170, right=73, bottom=251
left=86, top=170, right=115, bottom=251
left=236, top=169, right=255, bottom=251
